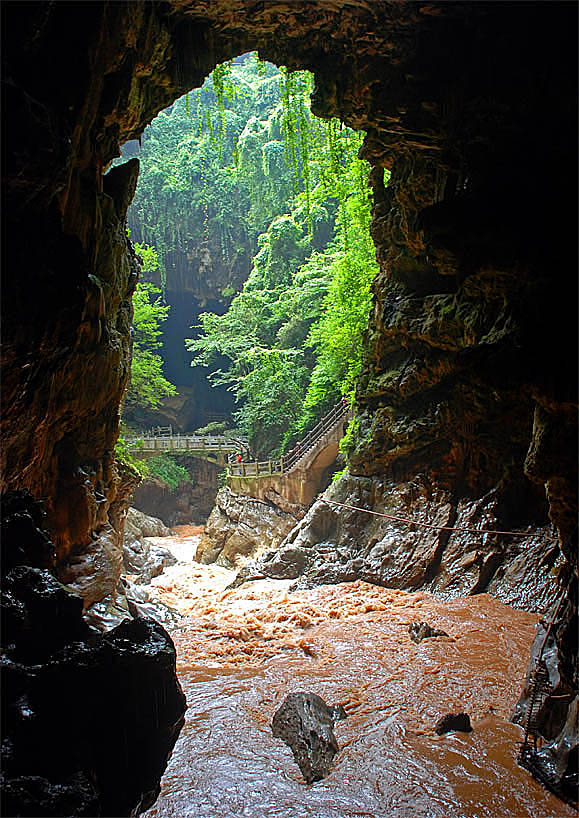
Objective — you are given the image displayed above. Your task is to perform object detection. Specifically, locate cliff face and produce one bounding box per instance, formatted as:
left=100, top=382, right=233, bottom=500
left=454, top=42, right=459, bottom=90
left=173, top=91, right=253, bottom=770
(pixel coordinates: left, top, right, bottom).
left=2, top=1, right=577, bottom=813
left=132, top=456, right=221, bottom=526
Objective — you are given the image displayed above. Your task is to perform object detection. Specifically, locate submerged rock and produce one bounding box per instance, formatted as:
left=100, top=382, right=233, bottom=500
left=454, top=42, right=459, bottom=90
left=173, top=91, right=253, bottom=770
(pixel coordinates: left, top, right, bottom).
left=409, top=621, right=449, bottom=644
left=271, top=692, right=347, bottom=783
left=434, top=713, right=473, bottom=735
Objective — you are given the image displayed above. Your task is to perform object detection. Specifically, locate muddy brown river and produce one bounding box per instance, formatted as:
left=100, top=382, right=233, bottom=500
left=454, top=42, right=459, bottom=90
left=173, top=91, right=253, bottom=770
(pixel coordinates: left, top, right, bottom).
left=143, top=528, right=573, bottom=818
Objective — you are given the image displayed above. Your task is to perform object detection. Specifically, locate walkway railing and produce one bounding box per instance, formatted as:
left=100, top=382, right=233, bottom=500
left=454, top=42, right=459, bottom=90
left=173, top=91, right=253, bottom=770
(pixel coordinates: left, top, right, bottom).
left=126, top=433, right=246, bottom=455
left=228, top=400, right=352, bottom=479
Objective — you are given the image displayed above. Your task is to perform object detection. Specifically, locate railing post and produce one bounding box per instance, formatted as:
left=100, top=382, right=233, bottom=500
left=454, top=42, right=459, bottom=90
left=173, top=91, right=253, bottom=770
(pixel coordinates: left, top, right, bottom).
left=242, top=463, right=246, bottom=477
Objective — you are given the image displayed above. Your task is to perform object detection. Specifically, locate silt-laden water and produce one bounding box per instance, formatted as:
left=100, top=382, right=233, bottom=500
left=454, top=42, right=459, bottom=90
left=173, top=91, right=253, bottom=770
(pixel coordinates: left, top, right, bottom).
left=142, top=527, right=572, bottom=818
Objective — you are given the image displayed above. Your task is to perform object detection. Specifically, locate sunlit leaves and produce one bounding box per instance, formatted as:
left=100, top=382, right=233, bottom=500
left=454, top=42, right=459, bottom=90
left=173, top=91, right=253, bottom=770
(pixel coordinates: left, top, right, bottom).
left=125, top=279, right=177, bottom=409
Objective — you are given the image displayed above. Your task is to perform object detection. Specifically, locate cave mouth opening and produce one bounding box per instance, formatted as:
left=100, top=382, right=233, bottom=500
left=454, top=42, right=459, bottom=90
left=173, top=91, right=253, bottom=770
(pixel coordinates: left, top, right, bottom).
left=119, top=51, right=377, bottom=462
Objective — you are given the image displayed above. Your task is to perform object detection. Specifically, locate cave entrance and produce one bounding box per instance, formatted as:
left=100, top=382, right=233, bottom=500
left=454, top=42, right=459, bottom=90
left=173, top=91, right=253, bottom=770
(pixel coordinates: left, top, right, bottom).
left=120, top=52, right=378, bottom=464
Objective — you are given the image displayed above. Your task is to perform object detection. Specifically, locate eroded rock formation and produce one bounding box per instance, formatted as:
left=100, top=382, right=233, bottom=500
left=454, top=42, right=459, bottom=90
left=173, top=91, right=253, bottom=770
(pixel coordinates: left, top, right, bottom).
left=132, top=457, right=221, bottom=526
left=243, top=472, right=563, bottom=612
left=2, top=0, right=577, bottom=812
left=197, top=486, right=304, bottom=568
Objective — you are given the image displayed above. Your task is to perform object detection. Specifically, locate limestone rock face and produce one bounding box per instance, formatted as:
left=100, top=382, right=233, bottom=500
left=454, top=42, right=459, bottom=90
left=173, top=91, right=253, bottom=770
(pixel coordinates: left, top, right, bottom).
left=255, top=473, right=561, bottom=614
left=132, top=458, right=221, bottom=526
left=125, top=507, right=173, bottom=539
left=197, top=487, right=304, bottom=568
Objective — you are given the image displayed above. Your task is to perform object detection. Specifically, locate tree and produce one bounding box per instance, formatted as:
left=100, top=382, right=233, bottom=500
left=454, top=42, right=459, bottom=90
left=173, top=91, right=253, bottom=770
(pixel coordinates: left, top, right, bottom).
left=187, top=68, right=382, bottom=457
left=125, top=244, right=177, bottom=410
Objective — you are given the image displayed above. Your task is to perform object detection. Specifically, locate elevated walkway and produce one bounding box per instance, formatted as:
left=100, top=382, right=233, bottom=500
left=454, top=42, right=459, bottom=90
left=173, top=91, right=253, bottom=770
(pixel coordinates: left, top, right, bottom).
left=227, top=401, right=352, bottom=506
left=126, top=431, right=246, bottom=466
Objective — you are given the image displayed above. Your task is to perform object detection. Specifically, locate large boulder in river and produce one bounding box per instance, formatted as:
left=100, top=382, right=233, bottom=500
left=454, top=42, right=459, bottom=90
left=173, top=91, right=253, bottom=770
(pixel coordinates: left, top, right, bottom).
left=197, top=487, right=304, bottom=568
left=126, top=507, right=173, bottom=539
left=271, top=692, right=347, bottom=783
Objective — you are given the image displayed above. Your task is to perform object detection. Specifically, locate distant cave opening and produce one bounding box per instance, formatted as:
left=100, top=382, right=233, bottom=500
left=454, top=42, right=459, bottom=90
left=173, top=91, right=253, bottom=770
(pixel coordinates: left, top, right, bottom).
left=118, top=53, right=377, bottom=465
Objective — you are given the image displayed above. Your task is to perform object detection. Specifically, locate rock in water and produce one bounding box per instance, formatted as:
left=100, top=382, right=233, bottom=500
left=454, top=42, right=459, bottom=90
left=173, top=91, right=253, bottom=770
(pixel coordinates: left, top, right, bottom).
left=409, top=621, right=449, bottom=643
left=271, top=692, right=346, bottom=783
left=434, top=713, right=473, bottom=735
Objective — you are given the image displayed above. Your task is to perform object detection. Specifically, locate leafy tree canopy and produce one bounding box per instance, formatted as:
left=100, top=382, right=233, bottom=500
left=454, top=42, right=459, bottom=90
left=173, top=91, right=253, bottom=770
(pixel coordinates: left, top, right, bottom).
left=122, top=56, right=386, bottom=459
left=186, top=66, right=385, bottom=457
left=124, top=244, right=177, bottom=411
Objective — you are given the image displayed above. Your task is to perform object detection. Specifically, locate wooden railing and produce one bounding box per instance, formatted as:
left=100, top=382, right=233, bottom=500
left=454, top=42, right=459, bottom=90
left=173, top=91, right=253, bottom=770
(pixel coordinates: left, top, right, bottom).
left=227, top=401, right=352, bottom=479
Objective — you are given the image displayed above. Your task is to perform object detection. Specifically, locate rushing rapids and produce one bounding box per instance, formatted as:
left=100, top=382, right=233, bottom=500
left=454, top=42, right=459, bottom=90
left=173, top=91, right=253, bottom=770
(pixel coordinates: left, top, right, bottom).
left=137, top=527, right=574, bottom=818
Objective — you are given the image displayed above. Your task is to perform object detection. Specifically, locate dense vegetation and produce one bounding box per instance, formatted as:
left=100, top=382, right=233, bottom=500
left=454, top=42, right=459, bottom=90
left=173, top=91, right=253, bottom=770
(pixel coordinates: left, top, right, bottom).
left=125, top=241, right=177, bottom=411
left=125, top=55, right=296, bottom=297
left=186, top=59, right=381, bottom=458
left=124, top=54, right=383, bottom=460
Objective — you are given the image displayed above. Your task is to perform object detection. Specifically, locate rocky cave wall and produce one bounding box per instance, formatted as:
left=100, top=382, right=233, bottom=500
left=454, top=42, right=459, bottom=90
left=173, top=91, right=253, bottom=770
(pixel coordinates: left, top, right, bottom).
left=2, top=0, right=577, bottom=813
left=3, top=0, right=576, bottom=583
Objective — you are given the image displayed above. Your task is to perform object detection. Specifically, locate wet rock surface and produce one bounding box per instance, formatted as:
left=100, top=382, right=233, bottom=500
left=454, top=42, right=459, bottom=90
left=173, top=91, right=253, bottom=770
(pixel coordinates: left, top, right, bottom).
left=127, top=507, right=174, bottom=539
left=123, top=507, right=177, bottom=585
left=513, top=605, right=579, bottom=805
left=247, top=474, right=561, bottom=614
left=434, top=713, right=473, bottom=736
left=83, top=578, right=182, bottom=633
left=1, top=566, right=186, bottom=818
left=197, top=487, right=304, bottom=569
left=81, top=509, right=184, bottom=632
left=409, top=621, right=449, bottom=644
left=0, top=490, right=56, bottom=573
left=271, top=692, right=347, bottom=784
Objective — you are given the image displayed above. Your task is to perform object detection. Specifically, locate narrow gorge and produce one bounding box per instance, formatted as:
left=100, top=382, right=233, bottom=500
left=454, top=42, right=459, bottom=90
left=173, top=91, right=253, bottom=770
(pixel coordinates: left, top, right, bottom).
left=2, top=2, right=577, bottom=816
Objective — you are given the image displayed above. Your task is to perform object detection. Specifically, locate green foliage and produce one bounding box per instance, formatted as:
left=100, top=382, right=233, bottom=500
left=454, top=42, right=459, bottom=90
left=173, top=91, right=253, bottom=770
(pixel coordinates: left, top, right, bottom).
left=124, top=55, right=385, bottom=461
left=147, top=454, right=190, bottom=490
left=331, top=467, right=348, bottom=483
left=134, top=241, right=160, bottom=274
left=188, top=69, right=384, bottom=457
left=114, top=437, right=151, bottom=480
left=125, top=279, right=177, bottom=410
left=339, top=416, right=360, bottom=459
left=122, top=55, right=299, bottom=286
left=134, top=240, right=166, bottom=292
left=115, top=440, right=190, bottom=491
left=194, top=421, right=229, bottom=435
